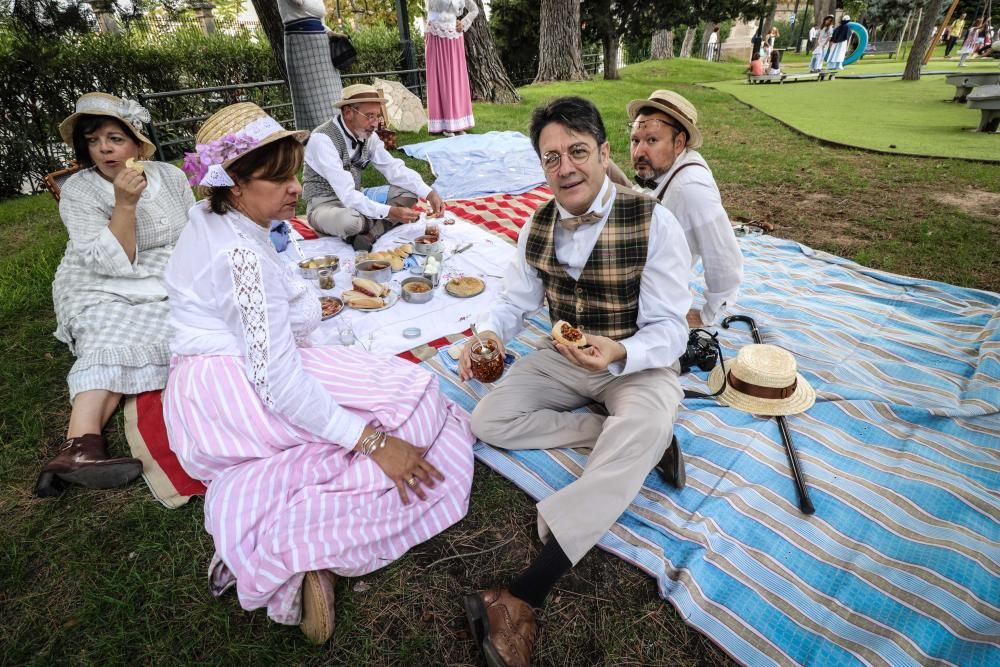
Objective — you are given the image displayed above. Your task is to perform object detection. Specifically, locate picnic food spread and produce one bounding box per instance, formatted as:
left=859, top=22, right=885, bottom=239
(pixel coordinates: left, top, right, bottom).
left=551, top=320, right=587, bottom=348
left=359, top=243, right=413, bottom=272
left=343, top=277, right=393, bottom=309
left=319, top=296, right=343, bottom=319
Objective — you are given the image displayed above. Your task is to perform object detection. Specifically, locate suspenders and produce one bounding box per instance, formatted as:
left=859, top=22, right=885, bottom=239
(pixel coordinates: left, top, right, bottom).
left=654, top=162, right=707, bottom=203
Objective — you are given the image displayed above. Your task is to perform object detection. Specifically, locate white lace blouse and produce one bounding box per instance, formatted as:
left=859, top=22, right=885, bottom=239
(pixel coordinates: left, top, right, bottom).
left=163, top=201, right=367, bottom=448
left=426, top=0, right=479, bottom=39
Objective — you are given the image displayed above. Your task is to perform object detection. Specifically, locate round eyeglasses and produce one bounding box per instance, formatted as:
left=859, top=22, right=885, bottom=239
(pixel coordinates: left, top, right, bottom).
left=540, top=143, right=595, bottom=172
left=350, top=105, right=384, bottom=123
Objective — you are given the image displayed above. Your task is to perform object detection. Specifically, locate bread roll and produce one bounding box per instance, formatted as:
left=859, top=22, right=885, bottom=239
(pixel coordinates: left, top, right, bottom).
left=551, top=320, right=587, bottom=348
left=352, top=277, right=387, bottom=297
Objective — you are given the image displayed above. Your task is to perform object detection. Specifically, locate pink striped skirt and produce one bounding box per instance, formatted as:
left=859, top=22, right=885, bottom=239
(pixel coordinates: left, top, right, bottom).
left=425, top=33, right=475, bottom=133
left=163, top=346, right=474, bottom=625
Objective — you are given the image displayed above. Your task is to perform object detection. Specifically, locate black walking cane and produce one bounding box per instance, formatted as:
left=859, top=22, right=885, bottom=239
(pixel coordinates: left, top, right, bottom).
left=722, top=315, right=815, bottom=515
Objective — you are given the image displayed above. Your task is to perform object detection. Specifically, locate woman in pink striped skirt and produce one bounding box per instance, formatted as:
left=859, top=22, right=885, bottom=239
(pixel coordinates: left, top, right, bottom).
left=165, top=103, right=474, bottom=644
left=425, top=0, right=479, bottom=135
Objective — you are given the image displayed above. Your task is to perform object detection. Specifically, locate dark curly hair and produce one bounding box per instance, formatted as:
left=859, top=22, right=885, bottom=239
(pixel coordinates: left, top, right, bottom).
left=529, top=96, right=607, bottom=156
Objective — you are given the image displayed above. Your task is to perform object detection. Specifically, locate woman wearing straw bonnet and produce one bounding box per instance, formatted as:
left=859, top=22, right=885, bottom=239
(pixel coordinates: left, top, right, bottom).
left=278, top=0, right=343, bottom=131
left=35, top=93, right=194, bottom=497
left=424, top=0, right=479, bottom=135
left=164, top=103, right=474, bottom=644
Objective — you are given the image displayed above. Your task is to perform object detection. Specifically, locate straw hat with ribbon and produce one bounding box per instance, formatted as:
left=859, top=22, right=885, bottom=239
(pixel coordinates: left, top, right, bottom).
left=708, top=344, right=815, bottom=416
left=182, top=102, right=308, bottom=187
left=334, top=83, right=388, bottom=115
left=626, top=89, right=703, bottom=149
left=59, top=92, right=156, bottom=158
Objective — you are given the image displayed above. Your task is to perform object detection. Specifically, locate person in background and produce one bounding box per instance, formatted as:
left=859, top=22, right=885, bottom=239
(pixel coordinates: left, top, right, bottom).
left=35, top=93, right=194, bottom=497
left=706, top=25, right=720, bottom=61
left=749, top=51, right=765, bottom=76
left=808, top=23, right=819, bottom=51
left=167, top=102, right=474, bottom=646
left=278, top=0, right=344, bottom=131
left=958, top=18, right=984, bottom=67
left=826, top=14, right=852, bottom=70
left=302, top=84, right=445, bottom=250
left=945, top=12, right=966, bottom=58
left=769, top=48, right=782, bottom=75
left=460, top=96, right=690, bottom=667
left=810, top=14, right=835, bottom=72
left=425, top=0, right=479, bottom=136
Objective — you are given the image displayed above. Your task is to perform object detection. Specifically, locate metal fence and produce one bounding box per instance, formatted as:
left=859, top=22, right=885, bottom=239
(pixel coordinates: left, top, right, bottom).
left=139, top=68, right=427, bottom=161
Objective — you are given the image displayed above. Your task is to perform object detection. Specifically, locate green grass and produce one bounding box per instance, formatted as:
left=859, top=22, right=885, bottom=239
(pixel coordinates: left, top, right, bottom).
left=708, top=57, right=1000, bottom=161
left=1, top=58, right=998, bottom=666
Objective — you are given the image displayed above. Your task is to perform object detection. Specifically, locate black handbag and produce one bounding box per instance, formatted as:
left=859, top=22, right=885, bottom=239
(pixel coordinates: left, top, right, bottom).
left=329, top=33, right=357, bottom=71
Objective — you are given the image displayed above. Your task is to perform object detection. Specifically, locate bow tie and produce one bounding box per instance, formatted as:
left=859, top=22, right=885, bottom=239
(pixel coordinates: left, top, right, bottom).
left=559, top=210, right=603, bottom=231
left=635, top=175, right=659, bottom=190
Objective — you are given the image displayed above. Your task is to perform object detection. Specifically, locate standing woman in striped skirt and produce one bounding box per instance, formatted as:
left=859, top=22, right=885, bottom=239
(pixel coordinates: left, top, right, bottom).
left=165, top=103, right=475, bottom=645
left=425, top=0, right=479, bottom=135
left=278, top=0, right=343, bottom=131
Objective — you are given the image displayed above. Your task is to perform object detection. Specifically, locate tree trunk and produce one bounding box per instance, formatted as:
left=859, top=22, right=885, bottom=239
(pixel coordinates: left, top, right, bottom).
left=903, top=0, right=946, bottom=80
left=250, top=0, right=288, bottom=80
left=762, top=1, right=779, bottom=37
left=679, top=26, right=696, bottom=57
left=651, top=28, right=674, bottom=59
left=464, top=0, right=520, bottom=103
left=535, top=0, right=588, bottom=82
left=602, top=27, right=620, bottom=80
left=813, top=0, right=836, bottom=26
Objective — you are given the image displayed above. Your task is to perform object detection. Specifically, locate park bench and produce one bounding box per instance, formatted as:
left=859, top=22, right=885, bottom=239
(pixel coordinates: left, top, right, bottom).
left=945, top=71, right=1000, bottom=103
left=861, top=41, right=899, bottom=59
left=747, top=72, right=822, bottom=84
left=966, top=84, right=1000, bottom=132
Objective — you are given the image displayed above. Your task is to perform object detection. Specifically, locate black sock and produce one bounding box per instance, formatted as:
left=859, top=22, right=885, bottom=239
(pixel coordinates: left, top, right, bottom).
left=508, top=538, right=572, bottom=609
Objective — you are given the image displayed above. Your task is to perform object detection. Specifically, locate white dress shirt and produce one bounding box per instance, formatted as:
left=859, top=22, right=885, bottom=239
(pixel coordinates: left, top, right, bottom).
left=478, top=177, right=692, bottom=376
left=304, top=114, right=432, bottom=219
left=163, top=201, right=368, bottom=448
left=277, top=0, right=326, bottom=22
left=645, top=149, right=743, bottom=325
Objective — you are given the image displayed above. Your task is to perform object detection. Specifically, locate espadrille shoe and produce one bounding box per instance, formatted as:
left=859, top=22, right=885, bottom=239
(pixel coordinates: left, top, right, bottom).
left=300, top=570, right=337, bottom=644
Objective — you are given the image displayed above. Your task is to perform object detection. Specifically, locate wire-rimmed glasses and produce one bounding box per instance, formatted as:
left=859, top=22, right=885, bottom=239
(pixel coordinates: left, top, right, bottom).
left=540, top=143, right=595, bottom=172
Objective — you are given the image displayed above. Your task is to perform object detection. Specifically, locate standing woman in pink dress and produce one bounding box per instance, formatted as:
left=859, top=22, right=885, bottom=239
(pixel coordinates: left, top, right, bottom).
left=425, top=0, right=479, bottom=136
left=165, top=103, right=474, bottom=645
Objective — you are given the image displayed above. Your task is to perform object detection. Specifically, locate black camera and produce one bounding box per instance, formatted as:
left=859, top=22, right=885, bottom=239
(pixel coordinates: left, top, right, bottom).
left=679, top=329, right=719, bottom=374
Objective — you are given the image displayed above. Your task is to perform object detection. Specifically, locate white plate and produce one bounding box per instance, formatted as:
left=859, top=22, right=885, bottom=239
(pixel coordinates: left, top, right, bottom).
left=346, top=290, right=399, bottom=312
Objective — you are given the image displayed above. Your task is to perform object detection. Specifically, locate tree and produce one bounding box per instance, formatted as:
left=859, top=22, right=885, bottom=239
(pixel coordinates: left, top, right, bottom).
left=535, top=0, right=588, bottom=82
left=489, top=0, right=541, bottom=84
left=903, top=0, right=946, bottom=80
left=463, top=0, right=519, bottom=102
left=249, top=0, right=288, bottom=79
left=651, top=29, right=675, bottom=58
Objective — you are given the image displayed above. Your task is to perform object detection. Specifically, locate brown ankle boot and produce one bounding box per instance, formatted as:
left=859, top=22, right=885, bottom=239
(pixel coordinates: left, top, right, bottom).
left=34, top=434, right=143, bottom=497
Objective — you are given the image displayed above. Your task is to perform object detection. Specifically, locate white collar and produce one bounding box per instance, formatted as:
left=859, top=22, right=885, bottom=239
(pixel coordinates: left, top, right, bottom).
left=336, top=113, right=363, bottom=150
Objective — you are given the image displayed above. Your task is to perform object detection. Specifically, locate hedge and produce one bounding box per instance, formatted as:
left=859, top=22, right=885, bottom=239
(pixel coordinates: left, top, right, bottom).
left=0, top=22, right=422, bottom=199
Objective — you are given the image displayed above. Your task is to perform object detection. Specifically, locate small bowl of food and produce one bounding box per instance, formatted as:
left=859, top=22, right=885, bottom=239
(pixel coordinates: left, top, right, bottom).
left=400, top=276, right=435, bottom=303
left=412, top=235, right=441, bottom=255
left=355, top=259, right=392, bottom=284
left=299, top=254, right=340, bottom=280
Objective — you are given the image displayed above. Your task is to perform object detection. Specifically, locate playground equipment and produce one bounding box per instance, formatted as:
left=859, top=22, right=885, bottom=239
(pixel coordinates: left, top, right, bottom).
left=842, top=22, right=870, bottom=66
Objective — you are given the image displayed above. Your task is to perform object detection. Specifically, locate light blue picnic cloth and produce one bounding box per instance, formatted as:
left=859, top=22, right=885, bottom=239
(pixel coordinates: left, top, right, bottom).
left=401, top=131, right=545, bottom=200
left=423, top=235, right=1000, bottom=666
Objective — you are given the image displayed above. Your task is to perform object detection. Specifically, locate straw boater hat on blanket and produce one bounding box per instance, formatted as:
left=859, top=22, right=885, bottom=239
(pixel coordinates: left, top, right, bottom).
left=334, top=83, right=388, bottom=115
left=626, top=89, right=704, bottom=149
left=59, top=92, right=156, bottom=158
left=182, top=102, right=309, bottom=187
left=708, top=344, right=816, bottom=416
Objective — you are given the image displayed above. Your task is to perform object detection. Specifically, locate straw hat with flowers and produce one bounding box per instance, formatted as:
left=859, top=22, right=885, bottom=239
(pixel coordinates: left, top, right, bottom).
left=627, top=89, right=703, bottom=149
left=708, top=344, right=815, bottom=416
left=59, top=92, right=156, bottom=158
left=182, top=102, right=309, bottom=187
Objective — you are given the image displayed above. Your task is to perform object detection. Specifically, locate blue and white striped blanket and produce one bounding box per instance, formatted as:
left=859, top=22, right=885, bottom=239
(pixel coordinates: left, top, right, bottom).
left=423, top=235, right=1000, bottom=666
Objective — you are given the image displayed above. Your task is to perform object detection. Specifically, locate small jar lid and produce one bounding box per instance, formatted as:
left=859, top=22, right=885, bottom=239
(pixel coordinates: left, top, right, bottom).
left=402, top=327, right=422, bottom=339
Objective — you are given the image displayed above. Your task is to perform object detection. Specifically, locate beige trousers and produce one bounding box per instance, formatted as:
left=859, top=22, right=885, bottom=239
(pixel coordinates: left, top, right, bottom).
left=307, top=185, right=417, bottom=240
left=471, top=348, right=682, bottom=566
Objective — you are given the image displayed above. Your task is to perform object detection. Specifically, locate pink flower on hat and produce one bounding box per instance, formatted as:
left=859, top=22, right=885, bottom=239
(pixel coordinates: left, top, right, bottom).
left=182, top=133, right=259, bottom=186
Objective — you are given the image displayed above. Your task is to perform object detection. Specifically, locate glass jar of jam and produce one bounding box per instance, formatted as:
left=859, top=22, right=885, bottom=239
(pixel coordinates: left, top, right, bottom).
left=317, top=268, right=334, bottom=290
left=470, top=339, right=504, bottom=383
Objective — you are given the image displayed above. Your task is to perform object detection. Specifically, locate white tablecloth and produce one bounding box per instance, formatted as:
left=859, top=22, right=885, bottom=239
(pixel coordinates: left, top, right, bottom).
left=282, top=213, right=516, bottom=356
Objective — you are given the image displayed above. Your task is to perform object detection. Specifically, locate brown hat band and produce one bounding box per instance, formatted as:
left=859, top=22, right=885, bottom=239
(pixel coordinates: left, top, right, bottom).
left=727, top=371, right=798, bottom=400
left=345, top=91, right=383, bottom=103
left=649, top=97, right=692, bottom=124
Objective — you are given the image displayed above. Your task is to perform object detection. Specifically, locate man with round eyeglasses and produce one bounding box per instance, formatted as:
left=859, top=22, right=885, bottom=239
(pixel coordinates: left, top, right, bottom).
left=460, top=96, right=691, bottom=667
left=626, top=90, right=742, bottom=328
left=303, top=84, right=445, bottom=250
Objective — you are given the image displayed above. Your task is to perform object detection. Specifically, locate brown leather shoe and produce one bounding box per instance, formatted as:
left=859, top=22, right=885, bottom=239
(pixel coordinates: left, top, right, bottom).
left=300, top=570, right=337, bottom=644
left=34, top=433, right=143, bottom=497
left=464, top=588, right=537, bottom=667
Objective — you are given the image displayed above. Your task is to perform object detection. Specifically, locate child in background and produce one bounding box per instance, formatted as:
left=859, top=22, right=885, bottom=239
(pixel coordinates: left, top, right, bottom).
left=749, top=52, right=764, bottom=76
left=769, top=49, right=782, bottom=75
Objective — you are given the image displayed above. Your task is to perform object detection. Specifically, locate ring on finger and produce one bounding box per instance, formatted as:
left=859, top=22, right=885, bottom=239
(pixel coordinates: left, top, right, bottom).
left=406, top=476, right=419, bottom=487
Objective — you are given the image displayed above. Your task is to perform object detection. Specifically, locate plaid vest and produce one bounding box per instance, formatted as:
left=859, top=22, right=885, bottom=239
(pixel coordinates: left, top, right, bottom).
left=525, top=190, right=654, bottom=340
left=302, top=116, right=371, bottom=208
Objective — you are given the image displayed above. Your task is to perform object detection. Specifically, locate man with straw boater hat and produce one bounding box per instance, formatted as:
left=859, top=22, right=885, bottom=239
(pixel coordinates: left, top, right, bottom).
left=302, top=84, right=445, bottom=250
left=625, top=90, right=743, bottom=329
